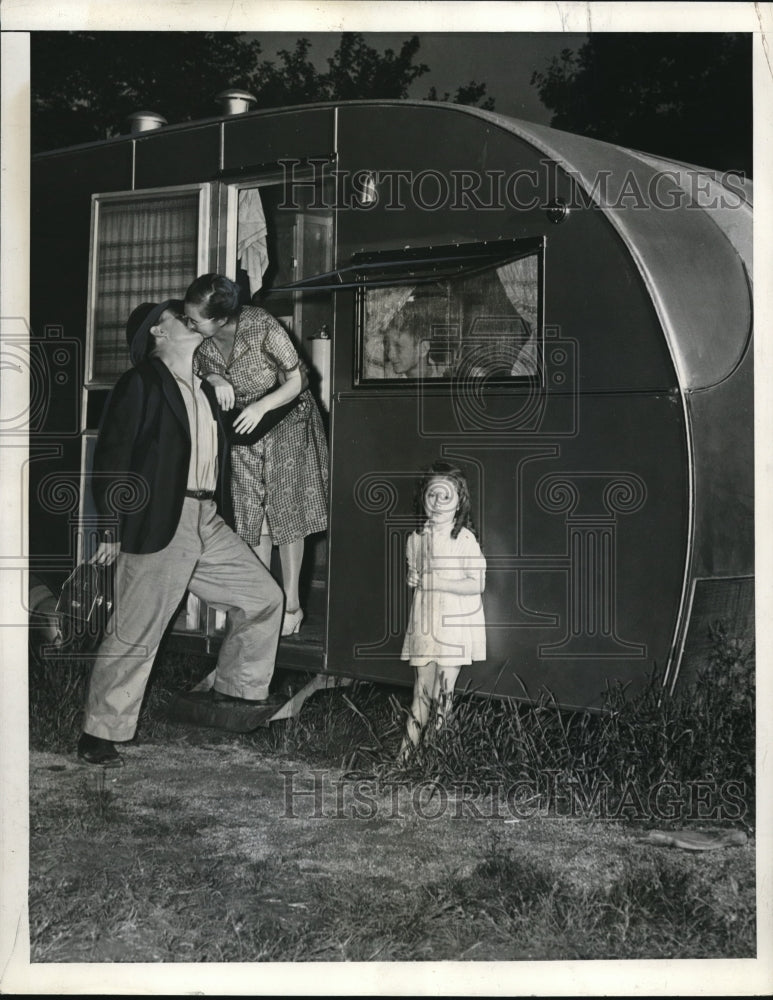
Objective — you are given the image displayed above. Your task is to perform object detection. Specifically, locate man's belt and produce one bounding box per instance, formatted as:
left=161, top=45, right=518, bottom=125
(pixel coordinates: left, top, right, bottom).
left=184, top=489, right=215, bottom=500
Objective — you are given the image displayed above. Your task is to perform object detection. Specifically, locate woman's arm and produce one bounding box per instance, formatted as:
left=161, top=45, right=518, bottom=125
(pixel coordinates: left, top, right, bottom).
left=231, top=367, right=303, bottom=435
left=203, top=373, right=236, bottom=411
left=195, top=342, right=236, bottom=409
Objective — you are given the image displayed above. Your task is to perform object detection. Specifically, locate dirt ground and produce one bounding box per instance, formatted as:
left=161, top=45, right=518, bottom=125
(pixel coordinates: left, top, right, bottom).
left=27, top=737, right=756, bottom=964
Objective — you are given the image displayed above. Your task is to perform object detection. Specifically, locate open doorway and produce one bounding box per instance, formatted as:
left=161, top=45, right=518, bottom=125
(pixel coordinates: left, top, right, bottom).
left=174, top=176, right=334, bottom=669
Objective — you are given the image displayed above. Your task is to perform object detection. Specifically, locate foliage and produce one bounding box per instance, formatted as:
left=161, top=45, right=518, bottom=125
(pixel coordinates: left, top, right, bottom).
left=322, top=33, right=429, bottom=102
left=31, top=31, right=495, bottom=154
left=531, top=33, right=752, bottom=175
left=30, top=620, right=755, bottom=823
left=426, top=80, right=495, bottom=111
left=377, top=623, right=755, bottom=821
left=32, top=32, right=263, bottom=152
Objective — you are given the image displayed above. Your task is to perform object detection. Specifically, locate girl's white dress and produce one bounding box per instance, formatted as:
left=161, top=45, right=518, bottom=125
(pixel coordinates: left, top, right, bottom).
left=401, top=526, right=487, bottom=667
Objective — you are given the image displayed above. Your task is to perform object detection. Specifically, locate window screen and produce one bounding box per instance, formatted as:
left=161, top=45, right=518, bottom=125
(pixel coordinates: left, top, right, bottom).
left=359, top=253, right=540, bottom=382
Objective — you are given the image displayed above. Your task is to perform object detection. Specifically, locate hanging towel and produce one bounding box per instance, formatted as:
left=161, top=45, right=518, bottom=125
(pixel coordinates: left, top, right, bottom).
left=238, top=188, right=269, bottom=295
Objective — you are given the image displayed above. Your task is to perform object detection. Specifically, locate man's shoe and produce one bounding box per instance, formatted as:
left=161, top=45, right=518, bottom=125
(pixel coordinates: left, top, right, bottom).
left=77, top=732, right=124, bottom=768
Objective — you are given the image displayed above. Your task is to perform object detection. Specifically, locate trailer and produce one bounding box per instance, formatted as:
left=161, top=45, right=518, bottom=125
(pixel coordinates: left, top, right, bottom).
left=29, top=96, right=753, bottom=710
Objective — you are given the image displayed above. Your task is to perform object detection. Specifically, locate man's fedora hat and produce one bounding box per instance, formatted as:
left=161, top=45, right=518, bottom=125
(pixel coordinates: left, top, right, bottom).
left=126, top=299, right=182, bottom=365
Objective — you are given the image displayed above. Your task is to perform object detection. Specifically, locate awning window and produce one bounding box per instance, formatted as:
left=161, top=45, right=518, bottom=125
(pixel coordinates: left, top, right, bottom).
left=356, top=241, right=543, bottom=382
left=268, top=237, right=543, bottom=292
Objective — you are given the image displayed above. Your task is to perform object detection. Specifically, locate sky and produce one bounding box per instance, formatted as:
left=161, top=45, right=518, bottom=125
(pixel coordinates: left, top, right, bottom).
left=248, top=31, right=589, bottom=126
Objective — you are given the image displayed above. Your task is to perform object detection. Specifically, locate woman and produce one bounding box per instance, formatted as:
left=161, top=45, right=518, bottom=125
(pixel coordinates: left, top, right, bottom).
left=185, top=273, right=328, bottom=635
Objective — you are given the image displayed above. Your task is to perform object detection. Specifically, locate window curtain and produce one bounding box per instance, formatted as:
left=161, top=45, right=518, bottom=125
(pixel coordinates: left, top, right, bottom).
left=92, top=194, right=199, bottom=382
left=495, top=257, right=539, bottom=376
left=362, top=285, right=415, bottom=378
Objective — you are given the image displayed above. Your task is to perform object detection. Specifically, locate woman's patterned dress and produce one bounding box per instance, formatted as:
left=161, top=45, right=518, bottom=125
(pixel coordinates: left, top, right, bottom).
left=195, top=306, right=328, bottom=546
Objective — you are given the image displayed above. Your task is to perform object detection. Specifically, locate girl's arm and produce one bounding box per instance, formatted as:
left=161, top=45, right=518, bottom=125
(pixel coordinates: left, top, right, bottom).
left=421, top=534, right=486, bottom=594
left=419, top=570, right=485, bottom=596
left=406, top=533, right=419, bottom=588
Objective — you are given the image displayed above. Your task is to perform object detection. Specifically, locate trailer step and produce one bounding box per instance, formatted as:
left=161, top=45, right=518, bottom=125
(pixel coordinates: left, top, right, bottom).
left=167, top=674, right=351, bottom=732
left=166, top=690, right=282, bottom=732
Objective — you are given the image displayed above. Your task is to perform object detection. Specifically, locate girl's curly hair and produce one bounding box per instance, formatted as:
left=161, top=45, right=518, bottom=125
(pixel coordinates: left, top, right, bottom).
left=413, top=460, right=477, bottom=540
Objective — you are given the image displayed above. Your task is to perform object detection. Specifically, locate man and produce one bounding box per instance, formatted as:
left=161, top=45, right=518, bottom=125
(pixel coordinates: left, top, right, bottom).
left=77, top=300, right=283, bottom=767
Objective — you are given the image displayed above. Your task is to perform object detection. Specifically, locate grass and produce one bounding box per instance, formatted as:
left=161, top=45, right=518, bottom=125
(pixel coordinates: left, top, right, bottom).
left=367, top=662, right=755, bottom=825
left=252, top=622, right=753, bottom=825
left=27, top=619, right=756, bottom=962
left=30, top=622, right=755, bottom=805
left=29, top=796, right=755, bottom=962
left=28, top=620, right=756, bottom=825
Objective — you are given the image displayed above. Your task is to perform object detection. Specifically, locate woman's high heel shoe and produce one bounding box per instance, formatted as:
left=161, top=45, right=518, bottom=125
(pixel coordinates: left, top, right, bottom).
left=282, top=608, right=304, bottom=636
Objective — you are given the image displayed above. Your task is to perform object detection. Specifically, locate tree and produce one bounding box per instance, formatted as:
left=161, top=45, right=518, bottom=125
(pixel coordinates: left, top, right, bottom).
left=31, top=32, right=496, bottom=153
left=426, top=81, right=495, bottom=111
left=249, top=37, right=327, bottom=108
left=31, top=32, right=265, bottom=152
left=323, top=33, right=430, bottom=101
left=531, top=33, right=752, bottom=176
left=252, top=34, right=431, bottom=105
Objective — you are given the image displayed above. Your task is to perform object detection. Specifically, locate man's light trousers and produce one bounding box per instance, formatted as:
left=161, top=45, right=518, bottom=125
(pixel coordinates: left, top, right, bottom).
left=83, top=497, right=283, bottom=741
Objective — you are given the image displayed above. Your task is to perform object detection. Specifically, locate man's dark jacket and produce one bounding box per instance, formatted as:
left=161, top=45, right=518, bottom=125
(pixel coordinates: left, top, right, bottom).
left=92, top=358, right=233, bottom=553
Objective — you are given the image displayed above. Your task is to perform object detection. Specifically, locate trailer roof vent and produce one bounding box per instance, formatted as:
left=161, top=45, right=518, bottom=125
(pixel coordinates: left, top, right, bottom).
left=127, top=111, right=167, bottom=134
left=216, top=89, right=257, bottom=116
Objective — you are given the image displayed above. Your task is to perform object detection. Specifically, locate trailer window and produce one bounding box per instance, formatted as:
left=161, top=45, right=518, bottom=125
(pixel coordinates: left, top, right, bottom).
left=359, top=253, right=540, bottom=382
left=87, top=187, right=207, bottom=385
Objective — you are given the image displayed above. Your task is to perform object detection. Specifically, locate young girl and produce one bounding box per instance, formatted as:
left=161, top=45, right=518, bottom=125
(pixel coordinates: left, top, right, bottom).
left=398, top=461, right=487, bottom=760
